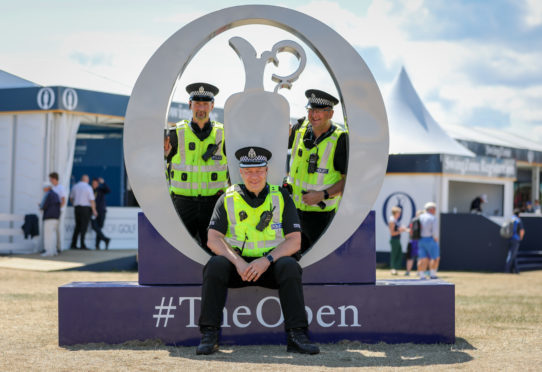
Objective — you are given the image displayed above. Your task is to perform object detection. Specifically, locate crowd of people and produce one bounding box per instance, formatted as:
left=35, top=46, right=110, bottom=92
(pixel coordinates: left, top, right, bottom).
left=39, top=172, right=111, bottom=256
left=389, top=199, right=529, bottom=277
left=388, top=202, right=441, bottom=279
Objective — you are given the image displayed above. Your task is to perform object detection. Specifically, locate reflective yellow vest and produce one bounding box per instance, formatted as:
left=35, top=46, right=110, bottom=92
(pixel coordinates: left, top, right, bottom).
left=170, top=120, right=228, bottom=196
left=224, top=184, right=285, bottom=257
left=288, top=121, right=344, bottom=212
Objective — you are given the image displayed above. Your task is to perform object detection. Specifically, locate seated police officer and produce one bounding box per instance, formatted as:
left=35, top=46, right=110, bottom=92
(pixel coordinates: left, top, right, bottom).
left=287, top=89, right=348, bottom=252
left=165, top=83, right=228, bottom=252
left=197, top=146, right=319, bottom=355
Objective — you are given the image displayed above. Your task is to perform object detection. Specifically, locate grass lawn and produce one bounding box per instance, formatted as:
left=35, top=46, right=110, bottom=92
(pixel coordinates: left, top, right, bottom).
left=0, top=268, right=541, bottom=371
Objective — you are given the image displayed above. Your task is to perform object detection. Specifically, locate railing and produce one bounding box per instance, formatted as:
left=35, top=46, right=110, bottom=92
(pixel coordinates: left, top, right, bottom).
left=0, top=213, right=38, bottom=254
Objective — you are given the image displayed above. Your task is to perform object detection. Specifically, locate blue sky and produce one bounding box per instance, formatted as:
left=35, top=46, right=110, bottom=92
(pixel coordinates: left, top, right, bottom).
left=3, top=0, right=542, bottom=141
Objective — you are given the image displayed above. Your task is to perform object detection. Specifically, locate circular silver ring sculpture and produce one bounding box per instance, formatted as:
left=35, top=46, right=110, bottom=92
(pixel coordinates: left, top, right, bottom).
left=124, top=5, right=389, bottom=267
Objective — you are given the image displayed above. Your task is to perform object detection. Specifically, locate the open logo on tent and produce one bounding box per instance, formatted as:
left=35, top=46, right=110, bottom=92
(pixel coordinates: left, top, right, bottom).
left=37, top=87, right=55, bottom=110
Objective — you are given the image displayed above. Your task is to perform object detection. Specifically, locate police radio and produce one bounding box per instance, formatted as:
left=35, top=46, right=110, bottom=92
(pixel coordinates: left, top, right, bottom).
left=202, top=141, right=221, bottom=161
left=307, top=153, right=319, bottom=174
left=256, top=206, right=276, bottom=231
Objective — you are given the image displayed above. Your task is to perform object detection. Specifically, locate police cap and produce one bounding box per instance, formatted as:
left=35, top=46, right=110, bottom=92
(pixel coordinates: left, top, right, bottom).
left=305, top=89, right=339, bottom=109
left=186, top=82, right=219, bottom=102
left=235, top=146, right=272, bottom=168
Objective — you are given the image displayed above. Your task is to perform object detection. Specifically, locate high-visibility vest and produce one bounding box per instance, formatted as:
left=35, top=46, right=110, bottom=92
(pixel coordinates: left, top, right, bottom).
left=224, top=184, right=285, bottom=257
left=288, top=121, right=344, bottom=212
left=170, top=120, right=228, bottom=196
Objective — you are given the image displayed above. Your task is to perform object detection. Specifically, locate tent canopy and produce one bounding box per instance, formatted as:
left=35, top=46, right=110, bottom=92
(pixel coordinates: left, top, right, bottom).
left=386, top=67, right=474, bottom=157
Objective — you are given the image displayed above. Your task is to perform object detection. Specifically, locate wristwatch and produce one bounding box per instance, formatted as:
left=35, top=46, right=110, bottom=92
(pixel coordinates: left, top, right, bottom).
left=266, top=254, right=274, bottom=264
left=323, top=189, right=330, bottom=200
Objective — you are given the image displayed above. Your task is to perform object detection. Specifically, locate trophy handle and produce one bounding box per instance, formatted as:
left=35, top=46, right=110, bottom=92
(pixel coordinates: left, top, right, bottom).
left=269, top=40, right=306, bottom=92
left=229, top=37, right=306, bottom=92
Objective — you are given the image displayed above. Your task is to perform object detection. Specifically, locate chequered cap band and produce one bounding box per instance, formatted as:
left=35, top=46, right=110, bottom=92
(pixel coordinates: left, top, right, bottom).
left=308, top=96, right=334, bottom=107
left=240, top=155, right=267, bottom=163
left=189, top=90, right=215, bottom=98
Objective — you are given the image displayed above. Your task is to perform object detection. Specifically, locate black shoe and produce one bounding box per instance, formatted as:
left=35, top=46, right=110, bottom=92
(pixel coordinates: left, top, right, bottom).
left=104, top=237, right=110, bottom=250
left=287, top=328, right=320, bottom=354
left=95, top=241, right=101, bottom=250
left=81, top=246, right=89, bottom=250
left=196, top=327, right=219, bottom=355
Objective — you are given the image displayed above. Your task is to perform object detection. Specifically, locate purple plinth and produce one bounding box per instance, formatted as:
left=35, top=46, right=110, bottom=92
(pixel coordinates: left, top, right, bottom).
left=58, top=280, right=454, bottom=346
left=59, top=210, right=455, bottom=346
left=138, top=211, right=376, bottom=285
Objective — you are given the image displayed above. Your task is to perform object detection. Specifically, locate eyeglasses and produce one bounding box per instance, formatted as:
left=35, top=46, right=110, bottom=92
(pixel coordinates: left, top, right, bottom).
left=308, top=108, right=332, bottom=114
left=241, top=168, right=267, bottom=176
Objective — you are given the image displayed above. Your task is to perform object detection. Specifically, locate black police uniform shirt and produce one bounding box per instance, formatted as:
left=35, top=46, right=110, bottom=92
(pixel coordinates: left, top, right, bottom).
left=167, top=120, right=226, bottom=164
left=208, top=184, right=301, bottom=236
left=288, top=120, right=348, bottom=175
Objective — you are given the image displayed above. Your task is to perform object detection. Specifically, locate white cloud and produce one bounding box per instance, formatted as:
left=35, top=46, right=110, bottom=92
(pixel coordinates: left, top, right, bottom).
left=4, top=0, right=542, bottom=143
left=525, top=0, right=542, bottom=28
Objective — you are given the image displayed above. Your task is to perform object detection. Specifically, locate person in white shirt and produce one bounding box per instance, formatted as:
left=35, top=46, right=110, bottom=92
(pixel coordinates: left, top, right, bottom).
left=417, top=202, right=440, bottom=279
left=69, top=175, right=97, bottom=249
left=49, top=172, right=66, bottom=252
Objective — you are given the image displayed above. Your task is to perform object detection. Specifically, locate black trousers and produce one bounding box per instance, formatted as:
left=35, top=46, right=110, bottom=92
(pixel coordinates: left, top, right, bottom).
left=173, top=195, right=219, bottom=254
left=198, top=255, right=309, bottom=331
left=91, top=211, right=108, bottom=246
left=297, top=210, right=335, bottom=253
left=71, top=206, right=91, bottom=248
left=505, top=239, right=520, bottom=273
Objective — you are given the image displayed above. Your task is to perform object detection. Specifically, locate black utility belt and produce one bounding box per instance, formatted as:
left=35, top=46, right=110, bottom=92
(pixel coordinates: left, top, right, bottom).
left=172, top=193, right=221, bottom=201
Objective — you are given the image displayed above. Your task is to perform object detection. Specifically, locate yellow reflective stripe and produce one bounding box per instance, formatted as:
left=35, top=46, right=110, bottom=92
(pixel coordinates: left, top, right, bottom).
left=302, top=182, right=338, bottom=191
left=271, top=193, right=281, bottom=223
left=226, top=194, right=236, bottom=226
left=317, top=141, right=334, bottom=186
left=261, top=237, right=285, bottom=249
left=294, top=193, right=339, bottom=208
left=208, top=181, right=229, bottom=189
left=291, top=128, right=302, bottom=161
left=170, top=180, right=199, bottom=189
left=178, top=124, right=186, bottom=166
left=171, top=180, right=228, bottom=190
left=215, top=127, right=223, bottom=146
left=225, top=238, right=285, bottom=251
left=171, top=163, right=227, bottom=172
left=225, top=238, right=254, bottom=250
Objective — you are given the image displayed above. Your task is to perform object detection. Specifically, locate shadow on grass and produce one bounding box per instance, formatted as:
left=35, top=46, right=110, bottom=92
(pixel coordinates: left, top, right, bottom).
left=66, top=338, right=475, bottom=368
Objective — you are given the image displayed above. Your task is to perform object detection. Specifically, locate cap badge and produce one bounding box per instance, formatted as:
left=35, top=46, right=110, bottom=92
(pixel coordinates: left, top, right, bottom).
left=248, top=148, right=256, bottom=159
left=199, top=86, right=204, bottom=92
left=311, top=93, right=316, bottom=98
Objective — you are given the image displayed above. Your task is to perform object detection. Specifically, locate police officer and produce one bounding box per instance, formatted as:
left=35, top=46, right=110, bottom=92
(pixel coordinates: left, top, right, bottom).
left=197, top=146, right=319, bottom=355
left=165, top=83, right=228, bottom=251
left=287, top=89, right=348, bottom=252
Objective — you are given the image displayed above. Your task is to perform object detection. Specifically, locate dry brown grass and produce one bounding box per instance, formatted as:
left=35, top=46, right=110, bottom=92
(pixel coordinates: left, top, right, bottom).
left=1, top=268, right=541, bottom=371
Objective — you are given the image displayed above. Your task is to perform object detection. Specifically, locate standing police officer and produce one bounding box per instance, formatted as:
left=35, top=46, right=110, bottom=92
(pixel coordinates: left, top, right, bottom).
left=197, top=146, right=319, bottom=355
left=287, top=89, right=348, bottom=252
left=165, top=83, right=228, bottom=251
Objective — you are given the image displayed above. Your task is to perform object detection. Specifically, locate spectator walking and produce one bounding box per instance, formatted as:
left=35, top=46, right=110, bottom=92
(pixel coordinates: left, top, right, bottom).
left=69, top=175, right=97, bottom=249
left=388, top=206, right=408, bottom=275
left=417, top=202, right=440, bottom=280
left=91, top=177, right=111, bottom=250
left=40, top=182, right=61, bottom=257
left=505, top=208, right=525, bottom=274
left=49, top=172, right=66, bottom=252
left=405, top=210, right=423, bottom=276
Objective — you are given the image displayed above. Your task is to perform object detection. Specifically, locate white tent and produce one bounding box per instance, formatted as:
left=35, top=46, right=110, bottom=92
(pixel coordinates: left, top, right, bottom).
left=386, top=67, right=474, bottom=157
